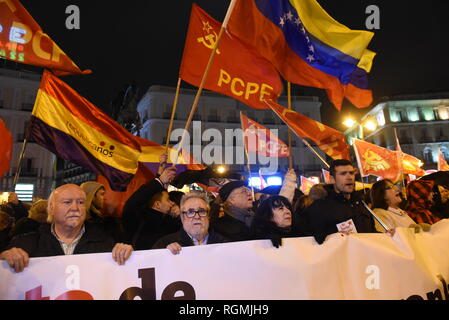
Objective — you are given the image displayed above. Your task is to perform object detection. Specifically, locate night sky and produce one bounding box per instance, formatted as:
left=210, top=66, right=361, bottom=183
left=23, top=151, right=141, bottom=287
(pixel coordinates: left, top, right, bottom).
left=18, top=0, right=449, bottom=131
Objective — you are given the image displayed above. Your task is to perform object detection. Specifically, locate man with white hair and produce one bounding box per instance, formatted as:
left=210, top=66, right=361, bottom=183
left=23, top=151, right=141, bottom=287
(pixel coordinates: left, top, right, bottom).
left=0, top=184, right=133, bottom=273
left=153, top=191, right=227, bottom=255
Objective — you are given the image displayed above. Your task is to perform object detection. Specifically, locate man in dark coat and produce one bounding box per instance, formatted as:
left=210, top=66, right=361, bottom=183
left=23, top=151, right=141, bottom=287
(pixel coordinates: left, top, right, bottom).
left=153, top=191, right=227, bottom=254
left=122, top=165, right=181, bottom=250
left=6, top=192, right=29, bottom=221
left=0, top=184, right=133, bottom=272
left=212, top=180, right=254, bottom=242
left=302, top=160, right=377, bottom=244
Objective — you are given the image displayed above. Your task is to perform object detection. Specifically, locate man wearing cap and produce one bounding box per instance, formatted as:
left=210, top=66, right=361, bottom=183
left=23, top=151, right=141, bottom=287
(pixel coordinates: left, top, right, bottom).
left=212, top=180, right=255, bottom=242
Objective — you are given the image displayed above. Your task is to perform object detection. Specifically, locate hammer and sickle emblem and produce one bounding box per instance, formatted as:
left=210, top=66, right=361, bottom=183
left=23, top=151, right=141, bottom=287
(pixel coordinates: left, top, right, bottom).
left=362, top=150, right=391, bottom=172
left=197, top=32, right=221, bottom=54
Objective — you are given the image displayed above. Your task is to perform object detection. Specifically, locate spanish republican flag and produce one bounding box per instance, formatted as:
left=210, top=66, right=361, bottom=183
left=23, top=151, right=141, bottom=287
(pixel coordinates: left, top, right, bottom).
left=179, top=4, right=283, bottom=110
left=266, top=100, right=350, bottom=160
left=0, top=0, right=90, bottom=75
left=240, top=112, right=289, bottom=158
left=0, top=119, right=13, bottom=179
left=438, top=148, right=449, bottom=171
left=353, top=139, right=401, bottom=182
left=227, top=0, right=375, bottom=110
left=30, top=71, right=141, bottom=191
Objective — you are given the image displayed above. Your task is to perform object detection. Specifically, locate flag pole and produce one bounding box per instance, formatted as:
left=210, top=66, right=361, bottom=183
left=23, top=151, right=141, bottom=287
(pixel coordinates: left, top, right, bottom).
left=173, top=0, right=237, bottom=166
left=263, top=99, right=330, bottom=169
left=165, top=77, right=182, bottom=152
left=287, top=82, right=293, bottom=170
left=239, top=112, right=255, bottom=202
left=394, top=128, right=407, bottom=198
left=13, top=121, right=32, bottom=188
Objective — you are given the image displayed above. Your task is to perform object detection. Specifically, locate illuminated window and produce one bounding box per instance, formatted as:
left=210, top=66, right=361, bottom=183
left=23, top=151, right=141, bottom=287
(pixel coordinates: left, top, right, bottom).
left=376, top=111, right=386, bottom=127
left=437, top=106, right=449, bottom=120
left=408, top=108, right=419, bottom=122
left=15, top=184, right=34, bottom=202
left=249, top=177, right=261, bottom=188
left=266, top=176, right=283, bottom=186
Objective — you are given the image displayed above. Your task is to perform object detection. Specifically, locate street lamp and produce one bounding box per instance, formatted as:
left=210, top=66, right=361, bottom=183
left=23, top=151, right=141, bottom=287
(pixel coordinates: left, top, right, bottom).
left=343, top=117, right=377, bottom=140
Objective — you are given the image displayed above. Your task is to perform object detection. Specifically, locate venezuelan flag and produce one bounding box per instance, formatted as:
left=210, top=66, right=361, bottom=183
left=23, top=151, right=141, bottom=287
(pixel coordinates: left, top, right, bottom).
left=228, top=0, right=376, bottom=110
left=30, top=71, right=141, bottom=191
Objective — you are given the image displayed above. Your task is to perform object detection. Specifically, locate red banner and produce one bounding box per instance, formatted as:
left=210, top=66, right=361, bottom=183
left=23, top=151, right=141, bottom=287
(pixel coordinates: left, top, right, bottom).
left=240, top=112, right=289, bottom=157
left=0, top=0, right=90, bottom=75
left=266, top=100, right=350, bottom=160
left=300, top=176, right=317, bottom=195
left=179, top=4, right=282, bottom=110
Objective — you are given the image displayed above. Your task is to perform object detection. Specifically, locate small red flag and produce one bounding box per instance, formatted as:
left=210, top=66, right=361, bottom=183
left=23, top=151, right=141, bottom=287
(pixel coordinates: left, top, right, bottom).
left=438, top=149, right=449, bottom=171
left=353, top=138, right=401, bottom=182
left=240, top=112, right=289, bottom=158
left=266, top=100, right=350, bottom=160
left=0, top=119, right=13, bottom=179
left=0, top=0, right=90, bottom=75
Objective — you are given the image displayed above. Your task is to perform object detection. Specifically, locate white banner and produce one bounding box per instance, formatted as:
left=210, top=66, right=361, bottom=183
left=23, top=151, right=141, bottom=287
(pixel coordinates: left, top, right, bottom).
left=1, top=220, right=449, bottom=300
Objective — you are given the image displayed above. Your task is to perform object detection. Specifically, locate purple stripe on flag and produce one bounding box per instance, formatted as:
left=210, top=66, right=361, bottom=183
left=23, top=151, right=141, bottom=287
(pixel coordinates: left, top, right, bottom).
left=29, top=116, right=133, bottom=191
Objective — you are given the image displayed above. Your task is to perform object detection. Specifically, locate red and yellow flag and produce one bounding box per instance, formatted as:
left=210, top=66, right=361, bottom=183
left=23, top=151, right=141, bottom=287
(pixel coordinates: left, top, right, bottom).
left=0, top=119, right=13, bottom=179
left=353, top=138, right=401, bottom=182
left=0, top=0, right=90, bottom=75
left=300, top=176, right=317, bottom=195
left=179, top=4, right=283, bottom=110
left=266, top=100, right=350, bottom=160
left=438, top=149, right=449, bottom=171
left=30, top=71, right=141, bottom=191
left=240, top=112, right=289, bottom=157
left=402, top=153, right=425, bottom=176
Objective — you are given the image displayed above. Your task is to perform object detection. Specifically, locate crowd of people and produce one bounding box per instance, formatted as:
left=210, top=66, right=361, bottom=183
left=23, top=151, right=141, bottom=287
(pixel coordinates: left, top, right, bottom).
left=0, top=155, right=448, bottom=273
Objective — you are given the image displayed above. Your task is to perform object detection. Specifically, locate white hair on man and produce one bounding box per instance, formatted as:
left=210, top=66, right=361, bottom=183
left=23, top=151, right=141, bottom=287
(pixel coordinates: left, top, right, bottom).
left=180, top=191, right=210, bottom=212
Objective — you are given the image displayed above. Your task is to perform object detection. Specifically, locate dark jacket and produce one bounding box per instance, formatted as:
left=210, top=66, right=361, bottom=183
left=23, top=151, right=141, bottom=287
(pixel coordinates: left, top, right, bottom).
left=4, top=223, right=115, bottom=257
left=122, top=179, right=181, bottom=250
left=0, top=227, right=11, bottom=252
left=152, top=228, right=227, bottom=249
left=302, top=185, right=377, bottom=244
left=212, top=214, right=251, bottom=242
left=7, top=201, right=29, bottom=221
left=9, top=217, right=40, bottom=239
left=250, top=221, right=300, bottom=248
left=88, top=210, right=127, bottom=244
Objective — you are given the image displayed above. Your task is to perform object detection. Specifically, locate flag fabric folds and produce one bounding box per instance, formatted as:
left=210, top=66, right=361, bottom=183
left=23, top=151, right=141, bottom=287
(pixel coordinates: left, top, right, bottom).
left=395, top=133, right=425, bottom=176
left=266, top=99, right=350, bottom=160
left=179, top=3, right=283, bottom=110
left=438, top=149, right=449, bottom=171
left=0, top=0, right=90, bottom=75
left=227, top=0, right=375, bottom=110
left=322, top=168, right=331, bottom=184
left=29, top=71, right=141, bottom=191
left=353, top=138, right=401, bottom=182
left=300, top=176, right=317, bottom=195
left=0, top=119, right=13, bottom=179
left=240, top=112, right=289, bottom=157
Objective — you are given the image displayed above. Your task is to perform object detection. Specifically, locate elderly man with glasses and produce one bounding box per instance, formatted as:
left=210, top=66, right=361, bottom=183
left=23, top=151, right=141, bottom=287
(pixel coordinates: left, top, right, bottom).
left=152, top=191, right=227, bottom=255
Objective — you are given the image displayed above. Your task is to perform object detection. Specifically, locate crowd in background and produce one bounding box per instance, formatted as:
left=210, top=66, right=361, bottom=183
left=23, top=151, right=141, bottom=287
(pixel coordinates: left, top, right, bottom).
left=0, top=154, right=448, bottom=273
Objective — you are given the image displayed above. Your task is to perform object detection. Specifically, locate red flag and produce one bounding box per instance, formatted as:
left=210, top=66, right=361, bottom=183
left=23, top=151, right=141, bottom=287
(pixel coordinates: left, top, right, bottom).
left=438, top=149, right=449, bottom=171
left=179, top=4, right=283, bottom=110
left=265, top=100, right=350, bottom=160
left=240, top=112, right=289, bottom=157
left=0, top=119, right=13, bottom=179
left=0, top=0, right=90, bottom=75
left=395, top=131, right=425, bottom=176
left=300, top=176, right=317, bottom=195
left=402, top=153, right=425, bottom=176
left=353, top=138, right=401, bottom=182
left=97, top=163, right=155, bottom=217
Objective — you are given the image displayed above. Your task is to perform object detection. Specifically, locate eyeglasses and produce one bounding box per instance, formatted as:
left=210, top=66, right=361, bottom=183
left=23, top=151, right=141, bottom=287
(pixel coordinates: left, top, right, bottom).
left=181, top=208, right=208, bottom=218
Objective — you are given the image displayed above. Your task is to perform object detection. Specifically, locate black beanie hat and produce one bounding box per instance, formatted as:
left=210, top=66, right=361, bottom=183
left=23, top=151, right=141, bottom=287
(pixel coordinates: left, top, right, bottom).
left=218, top=180, right=247, bottom=202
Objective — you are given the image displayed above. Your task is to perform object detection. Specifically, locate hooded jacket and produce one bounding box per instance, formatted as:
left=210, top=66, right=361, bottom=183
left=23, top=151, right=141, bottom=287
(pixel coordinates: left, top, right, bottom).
left=405, top=180, right=441, bottom=224
left=80, top=182, right=126, bottom=243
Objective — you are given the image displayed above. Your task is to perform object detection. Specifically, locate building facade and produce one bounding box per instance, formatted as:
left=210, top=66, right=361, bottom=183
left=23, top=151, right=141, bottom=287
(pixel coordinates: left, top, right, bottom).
left=0, top=67, right=55, bottom=200
left=345, top=93, right=449, bottom=170
left=137, top=85, right=325, bottom=180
